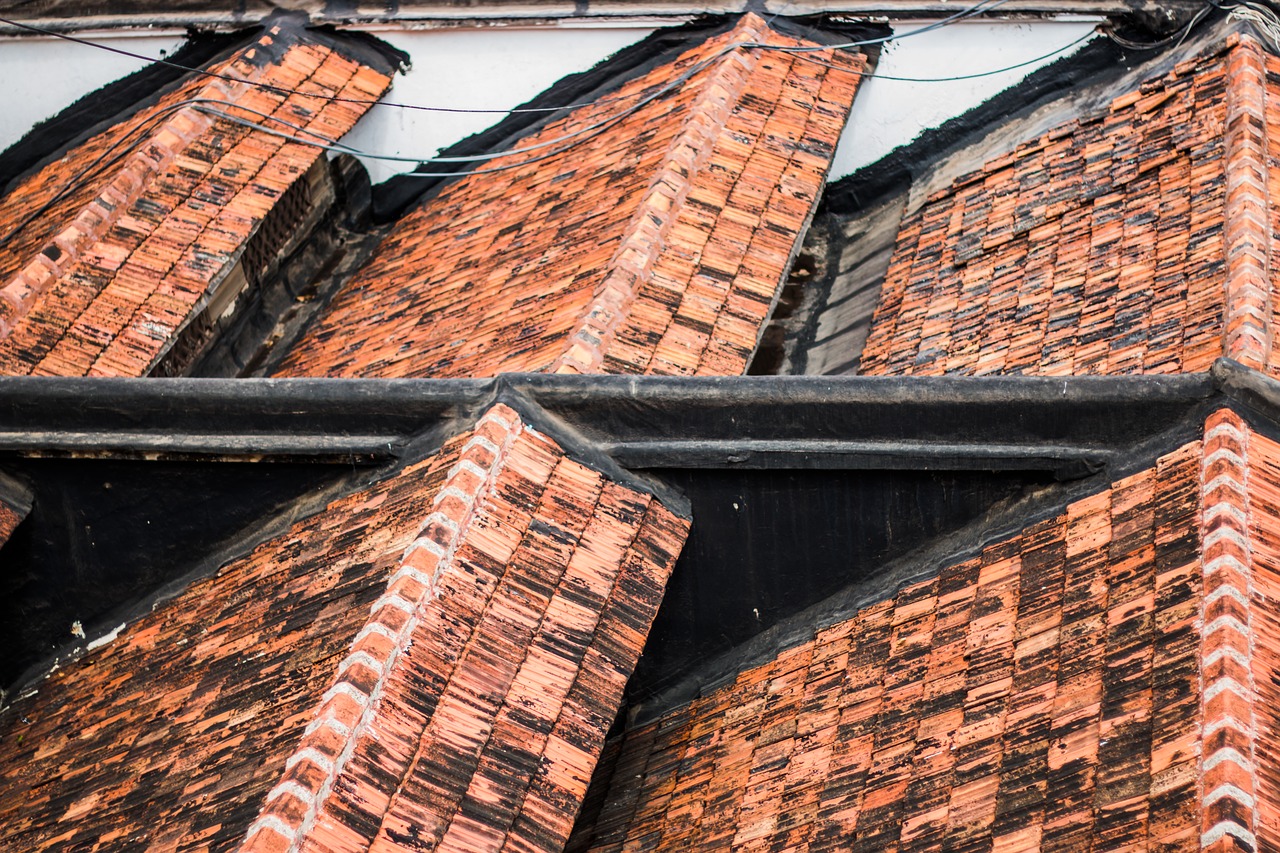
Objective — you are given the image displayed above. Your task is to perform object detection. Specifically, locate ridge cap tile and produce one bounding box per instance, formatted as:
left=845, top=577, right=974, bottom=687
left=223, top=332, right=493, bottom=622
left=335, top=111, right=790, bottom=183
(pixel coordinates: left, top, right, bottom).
left=0, top=406, right=690, bottom=853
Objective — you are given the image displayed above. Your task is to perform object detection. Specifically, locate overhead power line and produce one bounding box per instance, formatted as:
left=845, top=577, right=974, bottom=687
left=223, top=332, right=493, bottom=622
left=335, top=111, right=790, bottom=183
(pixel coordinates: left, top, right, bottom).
left=0, top=0, right=1013, bottom=118
left=0, top=3, right=1131, bottom=245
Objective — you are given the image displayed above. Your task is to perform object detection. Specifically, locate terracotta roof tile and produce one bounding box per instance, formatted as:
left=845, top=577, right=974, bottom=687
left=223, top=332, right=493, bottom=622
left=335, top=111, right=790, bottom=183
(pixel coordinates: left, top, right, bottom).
left=571, top=434, right=1225, bottom=850
left=857, top=38, right=1280, bottom=377
left=0, top=494, right=26, bottom=547
left=0, top=405, right=689, bottom=851
left=0, top=26, right=391, bottom=377
left=275, top=14, right=864, bottom=380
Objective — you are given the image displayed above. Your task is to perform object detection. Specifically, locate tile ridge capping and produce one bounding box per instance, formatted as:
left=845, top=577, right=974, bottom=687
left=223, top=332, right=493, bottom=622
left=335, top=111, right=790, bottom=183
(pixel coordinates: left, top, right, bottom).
left=237, top=402, right=528, bottom=853
left=0, top=31, right=283, bottom=342
left=549, top=12, right=770, bottom=375
left=1197, top=407, right=1263, bottom=851
left=1222, top=32, right=1274, bottom=372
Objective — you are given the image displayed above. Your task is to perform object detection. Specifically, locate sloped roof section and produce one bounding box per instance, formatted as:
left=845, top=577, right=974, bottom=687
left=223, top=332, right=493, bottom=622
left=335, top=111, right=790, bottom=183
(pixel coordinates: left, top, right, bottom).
left=571, top=437, right=1209, bottom=850
left=0, top=21, right=393, bottom=377
left=0, top=404, right=688, bottom=852
left=275, top=13, right=865, bottom=379
left=856, top=34, right=1280, bottom=378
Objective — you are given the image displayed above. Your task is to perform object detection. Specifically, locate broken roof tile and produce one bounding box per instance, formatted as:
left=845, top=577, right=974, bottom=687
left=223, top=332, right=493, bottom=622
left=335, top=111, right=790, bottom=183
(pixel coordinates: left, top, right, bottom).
left=857, top=38, right=1280, bottom=377
left=275, top=14, right=865, bottom=380
left=0, top=24, right=392, bottom=378
left=0, top=404, right=688, bottom=852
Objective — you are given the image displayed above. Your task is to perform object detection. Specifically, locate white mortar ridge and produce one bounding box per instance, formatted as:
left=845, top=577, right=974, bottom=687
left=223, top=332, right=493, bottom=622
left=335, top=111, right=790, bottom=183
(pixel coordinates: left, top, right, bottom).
left=238, top=408, right=531, bottom=853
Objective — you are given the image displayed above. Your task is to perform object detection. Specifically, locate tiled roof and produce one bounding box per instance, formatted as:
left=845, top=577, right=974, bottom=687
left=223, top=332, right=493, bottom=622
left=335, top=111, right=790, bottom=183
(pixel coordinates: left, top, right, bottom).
left=0, top=404, right=688, bottom=852
left=571, top=433, right=1225, bottom=850
left=0, top=23, right=391, bottom=377
left=275, top=14, right=865, bottom=379
left=857, top=35, right=1280, bottom=377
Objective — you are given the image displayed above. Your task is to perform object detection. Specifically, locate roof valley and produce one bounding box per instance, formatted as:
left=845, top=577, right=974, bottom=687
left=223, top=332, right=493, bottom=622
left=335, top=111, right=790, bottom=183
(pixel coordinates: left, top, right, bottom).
left=550, top=15, right=766, bottom=375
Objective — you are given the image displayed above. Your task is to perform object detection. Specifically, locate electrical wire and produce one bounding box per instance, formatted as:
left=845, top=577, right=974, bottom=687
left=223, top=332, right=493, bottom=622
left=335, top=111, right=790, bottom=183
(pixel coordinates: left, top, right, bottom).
left=0, top=20, right=1108, bottom=247
left=0, top=0, right=1010, bottom=118
left=0, top=99, right=203, bottom=246
left=1223, top=0, right=1280, bottom=52
left=744, top=0, right=1011, bottom=52
left=0, top=0, right=1050, bottom=184
left=1102, top=0, right=1213, bottom=50
left=786, top=27, right=1097, bottom=82
left=0, top=3, right=1143, bottom=247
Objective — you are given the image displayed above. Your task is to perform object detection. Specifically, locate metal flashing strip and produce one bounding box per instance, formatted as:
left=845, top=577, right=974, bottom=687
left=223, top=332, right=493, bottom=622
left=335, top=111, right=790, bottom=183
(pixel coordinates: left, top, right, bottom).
left=0, top=369, right=1223, bottom=472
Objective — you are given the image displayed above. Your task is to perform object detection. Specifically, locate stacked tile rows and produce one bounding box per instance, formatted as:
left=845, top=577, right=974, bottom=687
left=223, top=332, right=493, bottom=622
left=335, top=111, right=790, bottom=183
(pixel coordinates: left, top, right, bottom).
left=557, top=25, right=864, bottom=376
left=574, top=441, right=1204, bottom=851
left=0, top=432, right=458, bottom=850
left=275, top=14, right=863, bottom=380
left=0, top=404, right=689, bottom=853
left=0, top=27, right=390, bottom=377
left=859, top=45, right=1233, bottom=376
left=243, top=404, right=688, bottom=853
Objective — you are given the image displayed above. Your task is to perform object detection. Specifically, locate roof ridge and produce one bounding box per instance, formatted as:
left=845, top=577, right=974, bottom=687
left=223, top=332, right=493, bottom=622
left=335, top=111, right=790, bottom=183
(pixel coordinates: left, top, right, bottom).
left=0, top=36, right=279, bottom=341
left=239, top=403, right=526, bottom=851
left=1197, top=408, right=1262, bottom=850
left=550, top=13, right=770, bottom=375
left=1223, top=33, right=1274, bottom=371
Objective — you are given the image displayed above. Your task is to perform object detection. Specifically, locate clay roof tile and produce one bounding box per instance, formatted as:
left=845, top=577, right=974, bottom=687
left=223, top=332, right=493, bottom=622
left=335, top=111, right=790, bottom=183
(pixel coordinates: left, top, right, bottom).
left=0, top=26, right=393, bottom=378
left=858, top=36, right=1280, bottom=379
left=0, top=405, right=689, bottom=852
left=275, top=14, right=866, bottom=380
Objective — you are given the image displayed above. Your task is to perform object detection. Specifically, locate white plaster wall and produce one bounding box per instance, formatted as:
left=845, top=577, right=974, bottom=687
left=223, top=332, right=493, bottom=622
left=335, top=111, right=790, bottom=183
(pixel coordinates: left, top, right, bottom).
left=0, top=19, right=1098, bottom=185
left=339, top=25, right=655, bottom=184
left=0, top=31, right=187, bottom=154
left=831, top=19, right=1099, bottom=178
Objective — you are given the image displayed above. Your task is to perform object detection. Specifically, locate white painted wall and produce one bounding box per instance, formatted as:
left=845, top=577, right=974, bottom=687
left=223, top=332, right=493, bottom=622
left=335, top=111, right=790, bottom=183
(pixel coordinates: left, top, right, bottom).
left=339, top=25, right=655, bottom=184
left=831, top=19, right=1099, bottom=178
left=0, top=19, right=1098, bottom=185
left=0, top=31, right=187, bottom=154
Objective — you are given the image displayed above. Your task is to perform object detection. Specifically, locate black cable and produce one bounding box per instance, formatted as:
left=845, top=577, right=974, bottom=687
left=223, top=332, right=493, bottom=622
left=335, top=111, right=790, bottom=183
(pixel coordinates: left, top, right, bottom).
left=1, top=24, right=1106, bottom=251
left=785, top=28, right=1097, bottom=83
left=0, top=100, right=201, bottom=248
left=1101, top=0, right=1213, bottom=49
left=0, top=0, right=1010, bottom=118
left=0, top=8, right=1109, bottom=248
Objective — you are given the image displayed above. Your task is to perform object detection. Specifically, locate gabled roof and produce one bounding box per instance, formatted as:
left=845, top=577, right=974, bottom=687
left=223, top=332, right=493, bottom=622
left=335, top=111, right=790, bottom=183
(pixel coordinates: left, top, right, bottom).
left=274, top=13, right=865, bottom=379
left=572, top=408, right=1276, bottom=850
left=16, top=10, right=1280, bottom=853
left=0, top=403, right=688, bottom=852
left=0, top=20, right=393, bottom=377
left=854, top=34, right=1278, bottom=378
